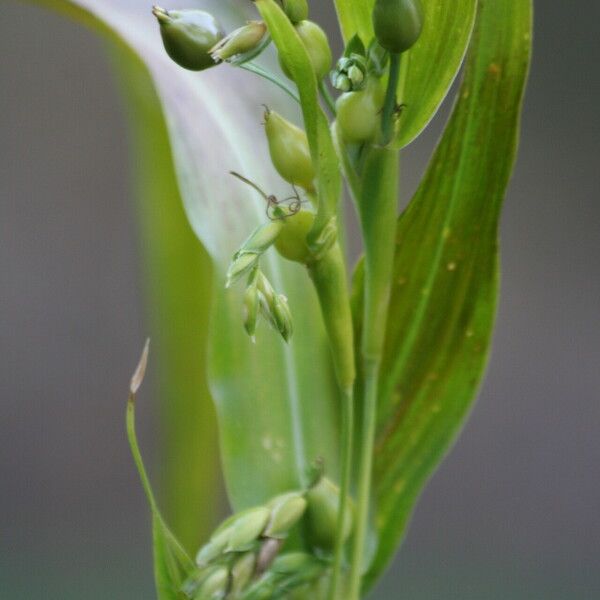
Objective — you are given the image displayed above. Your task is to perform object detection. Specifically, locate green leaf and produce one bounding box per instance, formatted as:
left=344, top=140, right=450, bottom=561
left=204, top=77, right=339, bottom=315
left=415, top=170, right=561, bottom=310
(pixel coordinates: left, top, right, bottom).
left=332, top=0, right=477, bottom=148
left=108, top=43, right=219, bottom=553
left=370, top=0, right=532, bottom=586
left=397, top=0, right=477, bottom=147
left=255, top=0, right=342, bottom=252
left=333, top=0, right=374, bottom=44
left=127, top=343, right=195, bottom=600
left=31, top=0, right=341, bottom=513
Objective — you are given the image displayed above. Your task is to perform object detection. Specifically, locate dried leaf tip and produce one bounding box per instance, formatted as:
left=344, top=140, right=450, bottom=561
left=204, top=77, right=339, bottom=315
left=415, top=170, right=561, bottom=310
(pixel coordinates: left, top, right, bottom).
left=129, top=338, right=150, bottom=395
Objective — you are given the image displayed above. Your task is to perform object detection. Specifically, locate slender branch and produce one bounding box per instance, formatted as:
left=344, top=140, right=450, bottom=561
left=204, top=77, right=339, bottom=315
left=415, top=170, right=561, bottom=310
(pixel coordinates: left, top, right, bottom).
left=238, top=61, right=301, bottom=104
left=319, top=79, right=337, bottom=116
left=329, top=385, right=354, bottom=600
left=381, top=53, right=402, bottom=145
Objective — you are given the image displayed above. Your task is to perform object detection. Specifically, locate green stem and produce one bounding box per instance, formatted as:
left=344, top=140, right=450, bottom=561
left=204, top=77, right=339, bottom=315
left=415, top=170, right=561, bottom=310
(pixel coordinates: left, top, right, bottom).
left=239, top=61, right=301, bottom=104
left=381, top=53, right=401, bottom=146
left=329, top=385, right=354, bottom=600
left=319, top=78, right=337, bottom=116
left=348, top=147, right=400, bottom=598
left=348, top=361, right=379, bottom=600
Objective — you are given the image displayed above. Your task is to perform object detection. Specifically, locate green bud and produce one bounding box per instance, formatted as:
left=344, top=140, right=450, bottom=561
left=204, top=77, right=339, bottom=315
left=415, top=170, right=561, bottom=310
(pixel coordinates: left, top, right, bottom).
left=195, top=525, right=231, bottom=566
left=152, top=6, right=224, bottom=71
left=372, top=0, right=424, bottom=54
left=272, top=294, right=293, bottom=343
left=282, top=0, right=309, bottom=23
left=225, top=506, right=271, bottom=552
left=334, top=74, right=352, bottom=93
left=244, top=220, right=285, bottom=254
left=193, top=566, right=229, bottom=600
left=331, top=54, right=367, bottom=92
left=226, top=221, right=284, bottom=287
left=243, top=271, right=260, bottom=341
left=264, top=108, right=315, bottom=192
left=210, top=21, right=267, bottom=63
left=264, top=492, right=307, bottom=538
left=335, top=76, right=386, bottom=144
left=270, top=552, right=314, bottom=574
left=279, top=20, right=332, bottom=81
left=305, top=477, right=354, bottom=551
left=226, top=252, right=258, bottom=288
left=274, top=210, right=315, bottom=264
left=230, top=552, right=257, bottom=595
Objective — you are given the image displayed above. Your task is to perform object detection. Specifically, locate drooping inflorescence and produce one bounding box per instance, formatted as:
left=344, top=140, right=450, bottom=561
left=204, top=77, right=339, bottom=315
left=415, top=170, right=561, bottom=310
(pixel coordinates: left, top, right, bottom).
left=182, top=474, right=352, bottom=599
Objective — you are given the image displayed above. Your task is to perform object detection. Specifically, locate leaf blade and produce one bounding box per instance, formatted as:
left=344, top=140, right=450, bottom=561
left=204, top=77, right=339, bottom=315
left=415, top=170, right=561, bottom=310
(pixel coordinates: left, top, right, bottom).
left=370, top=0, right=533, bottom=585
left=32, top=0, right=341, bottom=514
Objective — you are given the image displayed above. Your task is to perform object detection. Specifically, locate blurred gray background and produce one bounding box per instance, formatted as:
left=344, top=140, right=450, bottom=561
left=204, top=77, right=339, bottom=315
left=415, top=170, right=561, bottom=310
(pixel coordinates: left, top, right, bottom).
left=1, top=1, right=598, bottom=598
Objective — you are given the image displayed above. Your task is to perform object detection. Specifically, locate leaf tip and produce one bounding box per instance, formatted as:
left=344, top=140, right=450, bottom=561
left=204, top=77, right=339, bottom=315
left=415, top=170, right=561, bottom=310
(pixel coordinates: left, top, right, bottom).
left=129, top=338, right=150, bottom=396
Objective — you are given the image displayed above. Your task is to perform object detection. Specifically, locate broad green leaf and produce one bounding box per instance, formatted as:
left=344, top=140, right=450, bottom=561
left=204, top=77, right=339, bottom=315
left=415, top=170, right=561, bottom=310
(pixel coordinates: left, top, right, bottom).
left=31, top=0, right=340, bottom=515
left=397, top=0, right=477, bottom=147
left=108, top=44, right=219, bottom=552
left=255, top=0, right=342, bottom=250
left=127, top=346, right=195, bottom=600
left=333, top=0, right=373, bottom=45
left=332, top=0, right=477, bottom=148
left=369, top=0, right=532, bottom=585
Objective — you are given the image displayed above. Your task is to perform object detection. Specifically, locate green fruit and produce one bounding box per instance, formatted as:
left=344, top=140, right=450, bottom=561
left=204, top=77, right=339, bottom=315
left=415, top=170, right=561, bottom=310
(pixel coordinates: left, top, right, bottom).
left=152, top=6, right=224, bottom=71
left=280, top=20, right=332, bottom=81
left=372, top=0, right=424, bottom=54
left=275, top=211, right=315, bottom=264
left=264, top=109, right=316, bottom=192
left=282, top=0, right=309, bottom=23
left=335, top=77, right=386, bottom=144
left=305, top=477, right=353, bottom=551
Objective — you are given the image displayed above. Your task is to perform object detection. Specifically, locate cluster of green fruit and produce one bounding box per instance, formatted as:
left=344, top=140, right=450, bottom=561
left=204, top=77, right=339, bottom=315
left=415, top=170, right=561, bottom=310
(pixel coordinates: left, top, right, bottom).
left=153, top=0, right=423, bottom=145
left=182, top=475, right=353, bottom=599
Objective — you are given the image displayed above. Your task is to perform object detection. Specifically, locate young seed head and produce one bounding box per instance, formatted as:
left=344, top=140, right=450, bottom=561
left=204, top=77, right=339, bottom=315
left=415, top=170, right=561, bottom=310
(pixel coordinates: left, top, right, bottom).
left=225, top=506, right=271, bottom=552
left=210, top=21, right=267, bottom=63
left=335, top=75, right=387, bottom=144
left=282, top=0, right=309, bottom=23
left=372, top=0, right=424, bottom=54
left=305, top=476, right=354, bottom=551
left=193, top=565, right=229, bottom=600
left=331, top=54, right=368, bottom=92
left=272, top=294, right=294, bottom=343
left=152, top=6, right=224, bottom=71
left=274, top=210, right=315, bottom=264
left=279, top=20, right=332, bottom=81
left=226, top=252, right=259, bottom=288
left=230, top=552, right=257, bottom=595
left=264, top=492, right=307, bottom=538
left=264, top=108, right=315, bottom=192
left=243, top=276, right=260, bottom=341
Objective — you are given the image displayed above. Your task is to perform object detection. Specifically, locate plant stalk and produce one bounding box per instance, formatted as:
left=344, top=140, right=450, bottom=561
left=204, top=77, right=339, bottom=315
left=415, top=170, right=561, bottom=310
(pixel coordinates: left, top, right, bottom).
left=239, top=61, right=301, bottom=103
left=329, top=385, right=354, bottom=600
left=348, top=147, right=400, bottom=598
left=381, top=52, right=401, bottom=146
left=348, top=359, right=380, bottom=600
left=319, top=78, right=337, bottom=116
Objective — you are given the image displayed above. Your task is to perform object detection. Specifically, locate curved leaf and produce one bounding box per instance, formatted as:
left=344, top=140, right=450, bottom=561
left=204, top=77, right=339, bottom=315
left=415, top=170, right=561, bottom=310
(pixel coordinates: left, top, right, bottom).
left=370, top=0, right=533, bottom=585
left=108, top=43, right=219, bottom=551
left=397, top=0, right=477, bottom=147
left=31, top=0, right=340, bottom=513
